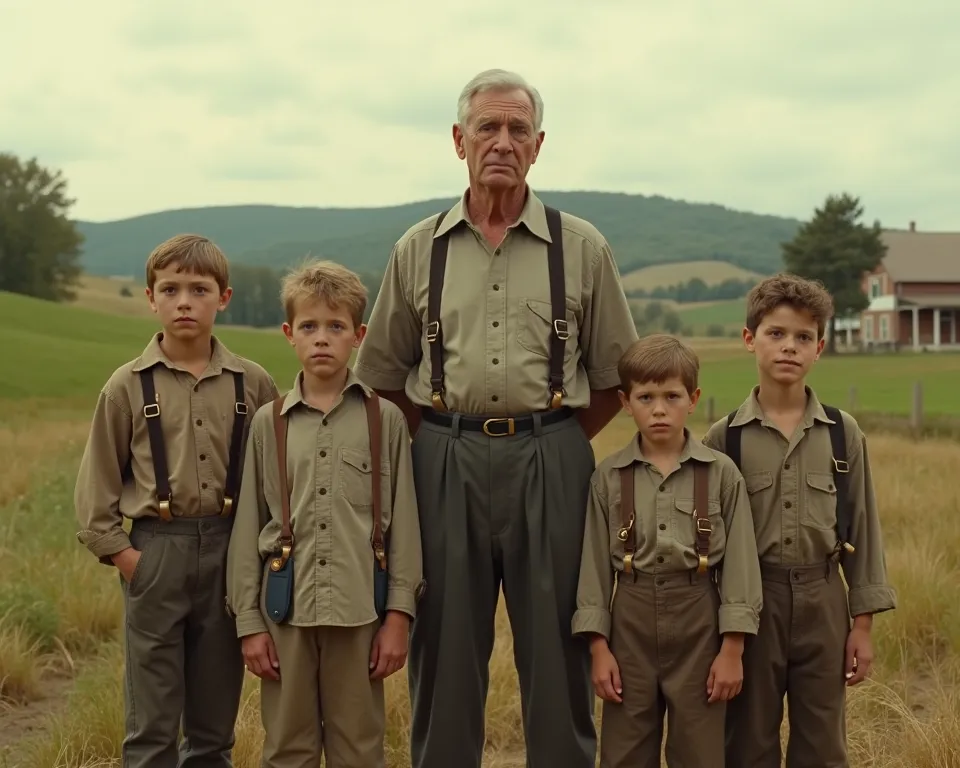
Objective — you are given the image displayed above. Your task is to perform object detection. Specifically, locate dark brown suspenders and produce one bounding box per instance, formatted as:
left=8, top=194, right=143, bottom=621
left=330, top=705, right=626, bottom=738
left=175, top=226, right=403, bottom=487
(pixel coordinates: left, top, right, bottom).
left=139, top=367, right=248, bottom=521
left=268, top=391, right=387, bottom=597
left=618, top=461, right=712, bottom=575
left=426, top=205, right=570, bottom=411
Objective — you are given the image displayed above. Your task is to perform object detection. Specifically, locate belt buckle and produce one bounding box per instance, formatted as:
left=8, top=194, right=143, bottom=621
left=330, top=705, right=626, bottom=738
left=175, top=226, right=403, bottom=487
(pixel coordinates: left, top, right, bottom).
left=482, top=417, right=515, bottom=437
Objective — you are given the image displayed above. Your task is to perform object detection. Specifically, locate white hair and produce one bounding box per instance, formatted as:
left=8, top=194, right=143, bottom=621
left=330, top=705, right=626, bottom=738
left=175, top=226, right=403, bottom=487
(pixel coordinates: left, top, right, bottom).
left=456, top=69, right=544, bottom=132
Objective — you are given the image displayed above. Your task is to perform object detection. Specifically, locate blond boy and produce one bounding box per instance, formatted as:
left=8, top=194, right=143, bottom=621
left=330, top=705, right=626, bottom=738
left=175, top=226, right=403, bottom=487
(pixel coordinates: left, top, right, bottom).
left=702, top=274, right=897, bottom=767
left=573, top=334, right=762, bottom=768
left=74, top=235, right=279, bottom=768
left=225, top=260, right=423, bottom=768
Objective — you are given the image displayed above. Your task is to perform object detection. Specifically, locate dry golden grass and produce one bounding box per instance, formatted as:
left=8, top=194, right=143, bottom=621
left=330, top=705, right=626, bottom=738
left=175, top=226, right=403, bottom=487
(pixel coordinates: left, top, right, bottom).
left=620, top=261, right=763, bottom=292
left=2, top=411, right=960, bottom=767
left=69, top=275, right=153, bottom=320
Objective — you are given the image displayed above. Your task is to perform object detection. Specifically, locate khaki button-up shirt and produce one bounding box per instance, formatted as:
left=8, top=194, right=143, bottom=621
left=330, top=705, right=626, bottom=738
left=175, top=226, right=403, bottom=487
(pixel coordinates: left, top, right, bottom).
left=75, top=333, right=279, bottom=563
left=702, top=386, right=898, bottom=618
left=573, top=431, right=763, bottom=641
left=354, top=188, right=638, bottom=415
left=225, top=370, right=423, bottom=637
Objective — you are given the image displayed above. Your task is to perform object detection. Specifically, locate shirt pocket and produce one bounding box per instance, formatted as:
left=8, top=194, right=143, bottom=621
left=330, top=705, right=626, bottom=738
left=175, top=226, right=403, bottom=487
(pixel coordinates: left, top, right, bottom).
left=672, top=498, right=726, bottom=555
left=338, top=447, right=374, bottom=507
left=802, top=471, right=837, bottom=531
left=516, top=298, right=580, bottom=359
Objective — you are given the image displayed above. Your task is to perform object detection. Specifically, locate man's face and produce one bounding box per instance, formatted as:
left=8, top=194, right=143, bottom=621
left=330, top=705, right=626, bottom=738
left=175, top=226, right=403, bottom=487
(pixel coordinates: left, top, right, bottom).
left=619, top=377, right=700, bottom=447
left=146, top=265, right=231, bottom=341
left=453, top=87, right=544, bottom=191
left=744, top=303, right=824, bottom=385
left=282, top=296, right=365, bottom=380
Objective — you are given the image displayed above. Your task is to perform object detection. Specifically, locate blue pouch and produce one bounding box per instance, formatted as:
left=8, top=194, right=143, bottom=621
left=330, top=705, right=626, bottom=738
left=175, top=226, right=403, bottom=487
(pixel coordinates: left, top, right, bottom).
left=266, top=551, right=294, bottom=624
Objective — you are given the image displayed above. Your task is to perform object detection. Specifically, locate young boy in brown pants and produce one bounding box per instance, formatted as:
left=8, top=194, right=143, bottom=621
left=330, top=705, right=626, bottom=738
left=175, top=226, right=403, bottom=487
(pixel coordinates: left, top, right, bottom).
left=573, top=334, right=763, bottom=768
left=225, top=260, right=423, bottom=768
left=74, top=235, right=280, bottom=767
left=702, top=274, right=898, bottom=767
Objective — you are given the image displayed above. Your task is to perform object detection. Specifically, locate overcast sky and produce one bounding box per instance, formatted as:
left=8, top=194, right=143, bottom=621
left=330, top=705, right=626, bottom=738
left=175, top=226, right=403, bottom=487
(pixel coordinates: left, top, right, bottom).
left=2, top=0, right=957, bottom=230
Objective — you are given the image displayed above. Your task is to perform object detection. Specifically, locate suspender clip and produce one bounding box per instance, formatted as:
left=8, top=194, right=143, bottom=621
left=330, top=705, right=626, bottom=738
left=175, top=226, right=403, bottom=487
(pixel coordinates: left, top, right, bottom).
left=553, top=319, right=570, bottom=340
left=143, top=403, right=160, bottom=418
left=833, top=458, right=850, bottom=473
left=425, top=321, right=440, bottom=343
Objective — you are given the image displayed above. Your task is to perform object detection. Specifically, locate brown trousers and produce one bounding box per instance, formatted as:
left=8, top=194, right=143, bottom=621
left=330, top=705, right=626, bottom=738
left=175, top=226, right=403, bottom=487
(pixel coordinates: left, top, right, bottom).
left=725, top=559, right=850, bottom=768
left=599, top=569, right=724, bottom=768
left=259, top=617, right=384, bottom=768
left=121, top=515, right=244, bottom=768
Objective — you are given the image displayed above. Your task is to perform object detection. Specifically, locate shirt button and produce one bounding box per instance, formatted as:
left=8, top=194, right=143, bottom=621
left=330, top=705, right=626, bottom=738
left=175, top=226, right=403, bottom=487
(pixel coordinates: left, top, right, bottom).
left=319, top=559, right=327, bottom=566
left=656, top=556, right=664, bottom=564
left=494, top=248, right=501, bottom=255
left=201, top=482, right=207, bottom=489
left=659, top=523, right=666, bottom=531
left=492, top=358, right=499, bottom=365
left=493, top=284, right=500, bottom=291
left=492, top=321, right=499, bottom=328
left=321, top=419, right=327, bottom=427
left=199, top=454, right=206, bottom=461
left=320, top=523, right=327, bottom=530
left=784, top=463, right=791, bottom=469
left=659, top=485, right=666, bottom=492
left=320, top=450, right=326, bottom=458
left=196, top=419, right=202, bottom=426
left=320, top=488, right=327, bottom=495
left=785, top=537, right=793, bottom=545
left=785, top=501, right=792, bottom=508
left=491, top=395, right=499, bottom=402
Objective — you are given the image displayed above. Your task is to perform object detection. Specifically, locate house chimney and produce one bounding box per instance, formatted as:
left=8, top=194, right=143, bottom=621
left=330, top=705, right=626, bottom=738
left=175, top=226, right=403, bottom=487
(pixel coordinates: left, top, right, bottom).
left=909, top=221, right=916, bottom=232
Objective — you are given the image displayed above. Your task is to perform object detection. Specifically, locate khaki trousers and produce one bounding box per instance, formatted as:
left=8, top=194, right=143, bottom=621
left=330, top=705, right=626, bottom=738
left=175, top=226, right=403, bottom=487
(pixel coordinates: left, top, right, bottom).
left=600, top=569, right=724, bottom=768
left=259, top=618, right=384, bottom=768
left=121, top=515, right=244, bottom=768
left=725, top=559, right=850, bottom=768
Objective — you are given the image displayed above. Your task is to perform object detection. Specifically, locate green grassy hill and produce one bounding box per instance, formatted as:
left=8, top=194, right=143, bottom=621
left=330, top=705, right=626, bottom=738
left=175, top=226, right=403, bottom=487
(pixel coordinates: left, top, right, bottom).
left=76, top=191, right=800, bottom=279
left=4, top=291, right=960, bottom=422
left=0, top=291, right=302, bottom=402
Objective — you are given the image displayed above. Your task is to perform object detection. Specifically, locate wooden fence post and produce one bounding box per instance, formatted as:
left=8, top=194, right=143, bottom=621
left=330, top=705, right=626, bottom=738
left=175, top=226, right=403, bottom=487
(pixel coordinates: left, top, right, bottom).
left=706, top=396, right=715, bottom=424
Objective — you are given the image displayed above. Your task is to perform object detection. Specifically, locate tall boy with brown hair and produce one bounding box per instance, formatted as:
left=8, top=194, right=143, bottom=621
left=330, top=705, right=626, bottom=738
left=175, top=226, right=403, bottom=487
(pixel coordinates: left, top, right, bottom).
left=225, top=260, right=423, bottom=768
left=74, top=234, right=279, bottom=767
left=702, top=273, right=897, bottom=767
left=573, top=334, right=762, bottom=768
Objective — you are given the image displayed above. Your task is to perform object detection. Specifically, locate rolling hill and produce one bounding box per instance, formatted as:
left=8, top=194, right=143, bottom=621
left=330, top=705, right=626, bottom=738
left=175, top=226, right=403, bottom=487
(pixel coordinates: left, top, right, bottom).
left=620, top=261, right=764, bottom=292
left=76, top=190, right=800, bottom=279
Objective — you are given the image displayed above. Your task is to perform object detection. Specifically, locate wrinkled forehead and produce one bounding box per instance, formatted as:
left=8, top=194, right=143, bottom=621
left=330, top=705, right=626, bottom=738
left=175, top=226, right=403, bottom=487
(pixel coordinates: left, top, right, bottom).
left=470, top=88, right=536, bottom=124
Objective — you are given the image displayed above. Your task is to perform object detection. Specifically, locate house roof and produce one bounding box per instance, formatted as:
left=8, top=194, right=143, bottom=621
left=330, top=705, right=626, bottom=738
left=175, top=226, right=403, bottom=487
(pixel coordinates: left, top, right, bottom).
left=881, top=228, right=960, bottom=283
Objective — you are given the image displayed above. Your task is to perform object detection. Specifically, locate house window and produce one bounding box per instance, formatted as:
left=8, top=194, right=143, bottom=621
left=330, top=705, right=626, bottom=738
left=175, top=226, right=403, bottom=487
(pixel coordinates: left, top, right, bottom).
left=879, top=315, right=889, bottom=341
left=869, top=276, right=883, bottom=299
left=863, top=316, right=872, bottom=341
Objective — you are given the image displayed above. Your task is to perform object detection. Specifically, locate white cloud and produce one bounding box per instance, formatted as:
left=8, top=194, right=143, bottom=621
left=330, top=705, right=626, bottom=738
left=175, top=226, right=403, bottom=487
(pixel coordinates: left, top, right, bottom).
left=1, top=0, right=957, bottom=231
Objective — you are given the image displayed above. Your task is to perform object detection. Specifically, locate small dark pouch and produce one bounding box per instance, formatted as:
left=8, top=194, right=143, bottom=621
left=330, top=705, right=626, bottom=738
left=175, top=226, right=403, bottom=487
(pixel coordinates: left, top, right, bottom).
left=266, top=555, right=294, bottom=624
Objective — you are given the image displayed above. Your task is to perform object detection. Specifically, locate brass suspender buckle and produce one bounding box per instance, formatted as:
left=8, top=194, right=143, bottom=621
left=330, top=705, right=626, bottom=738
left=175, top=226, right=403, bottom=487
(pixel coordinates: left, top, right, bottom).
left=617, top=516, right=634, bottom=541
left=158, top=497, right=172, bottom=521
left=271, top=542, right=293, bottom=571
left=622, top=553, right=633, bottom=574
left=550, top=389, right=563, bottom=409
left=695, top=517, right=712, bottom=534
left=430, top=391, right=447, bottom=411
left=697, top=555, right=709, bottom=573
left=220, top=497, right=233, bottom=517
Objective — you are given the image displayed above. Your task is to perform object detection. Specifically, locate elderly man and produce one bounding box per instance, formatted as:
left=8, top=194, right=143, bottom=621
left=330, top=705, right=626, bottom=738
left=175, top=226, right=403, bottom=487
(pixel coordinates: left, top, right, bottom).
left=355, top=68, right=638, bottom=768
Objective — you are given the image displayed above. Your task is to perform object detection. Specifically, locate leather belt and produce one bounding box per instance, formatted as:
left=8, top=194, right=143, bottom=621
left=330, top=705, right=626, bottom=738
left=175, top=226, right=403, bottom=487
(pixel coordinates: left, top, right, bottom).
left=420, top=407, right=574, bottom=437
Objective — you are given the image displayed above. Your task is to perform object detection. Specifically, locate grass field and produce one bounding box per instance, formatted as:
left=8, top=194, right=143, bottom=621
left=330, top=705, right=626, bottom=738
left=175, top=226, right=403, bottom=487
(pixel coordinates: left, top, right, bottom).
left=2, top=290, right=960, bottom=766
left=620, top=261, right=764, bottom=292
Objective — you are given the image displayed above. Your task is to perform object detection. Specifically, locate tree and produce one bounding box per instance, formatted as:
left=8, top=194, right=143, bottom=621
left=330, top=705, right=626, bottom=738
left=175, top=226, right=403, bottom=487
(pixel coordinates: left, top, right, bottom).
left=0, top=153, right=84, bottom=301
left=781, top=193, right=887, bottom=354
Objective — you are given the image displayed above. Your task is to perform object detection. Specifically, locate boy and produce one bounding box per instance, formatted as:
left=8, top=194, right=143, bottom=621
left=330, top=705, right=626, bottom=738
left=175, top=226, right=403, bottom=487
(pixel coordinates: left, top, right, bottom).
left=225, top=260, right=423, bottom=768
left=702, top=273, right=898, bottom=767
left=573, top=334, right=763, bottom=768
left=74, top=234, right=280, bottom=768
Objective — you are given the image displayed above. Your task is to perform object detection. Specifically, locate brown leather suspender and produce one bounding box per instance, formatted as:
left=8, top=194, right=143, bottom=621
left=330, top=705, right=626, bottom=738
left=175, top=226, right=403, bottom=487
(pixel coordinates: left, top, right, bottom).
left=426, top=205, right=569, bottom=411
left=268, top=391, right=386, bottom=573
left=139, top=367, right=248, bottom=522
left=270, top=396, right=293, bottom=572
left=618, top=461, right=712, bottom=575
left=364, top=392, right=386, bottom=571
